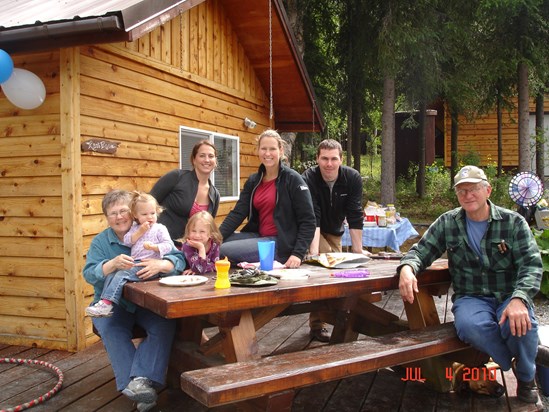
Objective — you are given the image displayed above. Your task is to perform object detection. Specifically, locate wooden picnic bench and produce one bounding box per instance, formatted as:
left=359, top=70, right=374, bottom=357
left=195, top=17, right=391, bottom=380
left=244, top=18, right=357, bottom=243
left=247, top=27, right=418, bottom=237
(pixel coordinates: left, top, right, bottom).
left=180, top=322, right=471, bottom=409
left=125, top=259, right=474, bottom=409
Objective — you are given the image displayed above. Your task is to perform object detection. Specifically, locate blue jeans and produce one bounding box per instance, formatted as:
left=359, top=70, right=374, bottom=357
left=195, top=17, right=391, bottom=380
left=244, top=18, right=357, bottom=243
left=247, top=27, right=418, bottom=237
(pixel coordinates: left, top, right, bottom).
left=92, top=304, right=176, bottom=391
left=101, top=265, right=159, bottom=304
left=220, top=232, right=278, bottom=263
left=452, top=295, right=538, bottom=382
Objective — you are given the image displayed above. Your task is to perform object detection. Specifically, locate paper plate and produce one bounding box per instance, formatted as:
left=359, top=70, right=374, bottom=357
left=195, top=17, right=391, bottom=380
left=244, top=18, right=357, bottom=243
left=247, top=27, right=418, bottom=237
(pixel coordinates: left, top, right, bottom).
left=159, top=275, right=208, bottom=287
left=267, top=268, right=310, bottom=280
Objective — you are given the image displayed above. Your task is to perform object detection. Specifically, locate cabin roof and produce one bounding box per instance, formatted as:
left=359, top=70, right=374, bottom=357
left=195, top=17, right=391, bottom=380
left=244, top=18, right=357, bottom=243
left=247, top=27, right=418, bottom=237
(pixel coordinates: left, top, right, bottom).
left=0, top=0, right=324, bottom=132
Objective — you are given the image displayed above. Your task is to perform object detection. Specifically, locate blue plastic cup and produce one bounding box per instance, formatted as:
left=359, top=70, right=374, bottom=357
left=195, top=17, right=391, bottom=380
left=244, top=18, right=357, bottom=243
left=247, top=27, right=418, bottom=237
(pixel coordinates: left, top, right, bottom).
left=258, top=240, right=275, bottom=271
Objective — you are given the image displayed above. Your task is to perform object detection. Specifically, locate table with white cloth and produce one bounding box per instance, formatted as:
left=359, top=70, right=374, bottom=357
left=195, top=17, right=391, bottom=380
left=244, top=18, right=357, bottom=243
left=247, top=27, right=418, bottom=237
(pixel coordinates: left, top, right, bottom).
left=341, top=217, right=419, bottom=252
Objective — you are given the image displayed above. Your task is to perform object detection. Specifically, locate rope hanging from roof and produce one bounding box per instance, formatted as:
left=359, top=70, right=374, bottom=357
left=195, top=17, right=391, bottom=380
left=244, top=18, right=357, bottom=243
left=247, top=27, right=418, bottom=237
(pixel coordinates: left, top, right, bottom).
left=268, top=0, right=274, bottom=122
left=179, top=10, right=184, bottom=72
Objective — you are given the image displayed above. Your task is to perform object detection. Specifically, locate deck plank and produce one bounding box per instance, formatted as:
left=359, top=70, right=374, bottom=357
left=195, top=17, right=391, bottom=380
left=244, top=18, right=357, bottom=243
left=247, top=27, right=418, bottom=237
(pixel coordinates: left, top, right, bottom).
left=292, top=380, right=340, bottom=411
left=360, top=368, right=407, bottom=410
left=0, top=298, right=547, bottom=411
left=0, top=349, right=73, bottom=400
left=322, top=372, right=374, bottom=411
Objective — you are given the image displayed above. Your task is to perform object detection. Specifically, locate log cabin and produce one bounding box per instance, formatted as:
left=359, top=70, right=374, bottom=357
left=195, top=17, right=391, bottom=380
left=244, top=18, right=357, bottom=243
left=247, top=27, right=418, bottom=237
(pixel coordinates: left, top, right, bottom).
left=0, top=0, right=324, bottom=351
left=441, top=99, right=549, bottom=174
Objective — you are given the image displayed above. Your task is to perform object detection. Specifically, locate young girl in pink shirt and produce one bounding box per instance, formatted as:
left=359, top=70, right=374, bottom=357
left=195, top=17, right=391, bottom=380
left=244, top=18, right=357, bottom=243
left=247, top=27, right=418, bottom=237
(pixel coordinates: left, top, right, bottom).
left=180, top=211, right=222, bottom=274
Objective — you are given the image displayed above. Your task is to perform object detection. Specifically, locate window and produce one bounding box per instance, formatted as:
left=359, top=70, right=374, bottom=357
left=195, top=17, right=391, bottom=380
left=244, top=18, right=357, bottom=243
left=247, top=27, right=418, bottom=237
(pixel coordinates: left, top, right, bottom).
left=179, top=126, right=240, bottom=200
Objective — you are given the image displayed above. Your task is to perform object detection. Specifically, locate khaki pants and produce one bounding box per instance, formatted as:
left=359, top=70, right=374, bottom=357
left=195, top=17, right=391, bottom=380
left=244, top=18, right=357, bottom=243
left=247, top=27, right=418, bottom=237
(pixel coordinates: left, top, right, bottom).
left=310, top=232, right=342, bottom=330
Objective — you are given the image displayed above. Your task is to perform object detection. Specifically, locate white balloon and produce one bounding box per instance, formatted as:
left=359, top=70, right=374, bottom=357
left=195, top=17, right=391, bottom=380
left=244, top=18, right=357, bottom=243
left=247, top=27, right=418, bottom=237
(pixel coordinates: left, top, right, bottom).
left=1, top=68, right=46, bottom=109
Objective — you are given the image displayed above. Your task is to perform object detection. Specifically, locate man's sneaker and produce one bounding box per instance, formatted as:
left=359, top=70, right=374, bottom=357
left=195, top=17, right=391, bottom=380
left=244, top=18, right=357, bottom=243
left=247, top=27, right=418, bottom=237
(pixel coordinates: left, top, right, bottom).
left=309, top=328, right=331, bottom=343
left=85, top=301, right=113, bottom=318
left=122, top=377, right=157, bottom=403
left=137, top=401, right=157, bottom=412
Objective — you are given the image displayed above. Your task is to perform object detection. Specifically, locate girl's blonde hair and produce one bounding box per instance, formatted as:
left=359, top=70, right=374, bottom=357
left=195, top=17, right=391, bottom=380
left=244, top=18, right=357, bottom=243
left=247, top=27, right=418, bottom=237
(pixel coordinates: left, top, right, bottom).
left=129, top=191, right=163, bottom=221
left=182, top=211, right=223, bottom=244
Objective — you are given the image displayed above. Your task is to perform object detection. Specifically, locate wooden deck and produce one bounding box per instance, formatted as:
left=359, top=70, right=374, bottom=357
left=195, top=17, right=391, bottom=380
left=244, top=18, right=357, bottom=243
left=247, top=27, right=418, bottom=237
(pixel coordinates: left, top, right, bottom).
left=1, top=290, right=546, bottom=412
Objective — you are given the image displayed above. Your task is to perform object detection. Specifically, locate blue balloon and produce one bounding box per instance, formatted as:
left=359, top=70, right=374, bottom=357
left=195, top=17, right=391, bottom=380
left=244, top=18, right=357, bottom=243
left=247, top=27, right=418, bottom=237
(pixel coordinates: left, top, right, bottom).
left=0, top=49, right=14, bottom=84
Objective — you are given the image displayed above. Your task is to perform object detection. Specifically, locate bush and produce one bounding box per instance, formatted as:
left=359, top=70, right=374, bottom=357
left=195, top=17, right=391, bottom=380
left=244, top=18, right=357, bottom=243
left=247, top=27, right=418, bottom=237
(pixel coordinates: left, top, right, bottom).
left=362, top=159, right=518, bottom=223
left=533, top=229, right=549, bottom=299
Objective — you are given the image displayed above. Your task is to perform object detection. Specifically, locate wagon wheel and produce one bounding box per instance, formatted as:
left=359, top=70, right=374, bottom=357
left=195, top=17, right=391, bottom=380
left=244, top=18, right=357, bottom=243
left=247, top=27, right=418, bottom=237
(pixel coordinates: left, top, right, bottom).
left=508, top=172, right=544, bottom=207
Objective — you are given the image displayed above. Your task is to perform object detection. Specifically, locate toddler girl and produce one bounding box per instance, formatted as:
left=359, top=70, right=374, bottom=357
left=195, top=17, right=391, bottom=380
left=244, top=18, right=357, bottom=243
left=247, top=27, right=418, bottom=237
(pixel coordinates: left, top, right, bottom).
left=86, top=191, right=174, bottom=317
left=180, top=211, right=222, bottom=274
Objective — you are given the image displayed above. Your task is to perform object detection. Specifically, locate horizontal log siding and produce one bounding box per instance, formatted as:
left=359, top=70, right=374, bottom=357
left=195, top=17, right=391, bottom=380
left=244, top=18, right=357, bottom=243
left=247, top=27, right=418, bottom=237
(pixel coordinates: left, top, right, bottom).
left=80, top=0, right=270, bottom=222
left=0, top=0, right=271, bottom=350
left=0, top=51, right=67, bottom=349
left=444, top=97, right=549, bottom=167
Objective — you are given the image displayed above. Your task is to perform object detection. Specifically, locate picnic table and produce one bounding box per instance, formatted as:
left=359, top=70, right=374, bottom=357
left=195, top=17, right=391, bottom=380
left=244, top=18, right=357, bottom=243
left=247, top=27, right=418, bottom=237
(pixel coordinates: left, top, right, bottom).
left=124, top=259, right=472, bottom=409
left=341, top=217, right=419, bottom=252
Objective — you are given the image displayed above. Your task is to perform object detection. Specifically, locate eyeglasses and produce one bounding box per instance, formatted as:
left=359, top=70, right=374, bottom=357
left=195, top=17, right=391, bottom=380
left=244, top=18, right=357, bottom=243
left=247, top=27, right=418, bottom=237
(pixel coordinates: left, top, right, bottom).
left=107, top=208, right=130, bottom=218
left=455, top=186, right=482, bottom=197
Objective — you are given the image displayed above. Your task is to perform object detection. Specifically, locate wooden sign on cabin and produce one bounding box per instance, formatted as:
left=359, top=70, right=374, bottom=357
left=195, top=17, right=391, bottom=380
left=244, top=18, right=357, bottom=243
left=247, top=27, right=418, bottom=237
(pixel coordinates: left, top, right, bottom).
left=81, top=139, right=119, bottom=154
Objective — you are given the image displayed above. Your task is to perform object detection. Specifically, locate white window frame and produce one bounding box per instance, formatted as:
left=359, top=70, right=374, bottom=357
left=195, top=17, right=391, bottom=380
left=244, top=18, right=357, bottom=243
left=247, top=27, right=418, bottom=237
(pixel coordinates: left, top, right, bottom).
left=179, top=126, right=240, bottom=201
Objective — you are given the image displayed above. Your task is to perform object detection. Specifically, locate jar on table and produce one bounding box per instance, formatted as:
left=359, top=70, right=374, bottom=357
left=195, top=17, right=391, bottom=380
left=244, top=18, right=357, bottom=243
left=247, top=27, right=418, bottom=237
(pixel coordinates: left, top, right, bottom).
left=376, top=208, right=387, bottom=227
left=386, top=204, right=396, bottom=226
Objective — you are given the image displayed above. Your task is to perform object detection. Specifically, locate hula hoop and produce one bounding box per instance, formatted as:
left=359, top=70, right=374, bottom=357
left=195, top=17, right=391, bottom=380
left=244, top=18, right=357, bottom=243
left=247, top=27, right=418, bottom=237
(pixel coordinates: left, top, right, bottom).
left=0, top=358, right=64, bottom=412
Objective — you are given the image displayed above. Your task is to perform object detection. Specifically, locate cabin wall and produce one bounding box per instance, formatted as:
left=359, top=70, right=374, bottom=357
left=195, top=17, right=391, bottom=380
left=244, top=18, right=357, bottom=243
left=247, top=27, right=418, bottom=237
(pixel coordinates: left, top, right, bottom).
left=443, top=98, right=549, bottom=168
left=0, top=0, right=272, bottom=351
left=0, top=51, right=66, bottom=349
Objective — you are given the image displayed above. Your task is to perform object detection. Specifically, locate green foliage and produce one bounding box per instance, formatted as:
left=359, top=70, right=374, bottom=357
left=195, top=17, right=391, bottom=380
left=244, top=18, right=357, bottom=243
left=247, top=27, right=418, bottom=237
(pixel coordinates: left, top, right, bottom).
left=396, top=162, right=458, bottom=222
left=359, top=155, right=517, bottom=222
left=294, top=159, right=317, bottom=174
left=459, top=149, right=481, bottom=166
left=532, top=229, right=549, bottom=298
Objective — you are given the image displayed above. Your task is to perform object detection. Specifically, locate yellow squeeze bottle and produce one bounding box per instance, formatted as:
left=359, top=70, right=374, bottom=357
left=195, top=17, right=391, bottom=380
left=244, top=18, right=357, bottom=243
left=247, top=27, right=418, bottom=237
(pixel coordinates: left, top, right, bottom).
left=214, top=257, right=231, bottom=289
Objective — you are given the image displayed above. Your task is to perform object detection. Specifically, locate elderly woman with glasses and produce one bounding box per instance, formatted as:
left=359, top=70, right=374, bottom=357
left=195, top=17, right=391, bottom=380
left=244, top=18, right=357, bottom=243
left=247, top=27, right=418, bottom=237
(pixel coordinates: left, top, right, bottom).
left=83, top=190, right=186, bottom=412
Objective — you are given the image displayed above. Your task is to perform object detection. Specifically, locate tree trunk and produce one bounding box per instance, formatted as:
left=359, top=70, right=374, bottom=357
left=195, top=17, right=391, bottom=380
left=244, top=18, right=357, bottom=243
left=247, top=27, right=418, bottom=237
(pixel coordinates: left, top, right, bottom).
left=450, top=107, right=459, bottom=190
left=352, top=97, right=362, bottom=172
left=536, top=92, right=545, bottom=178
left=517, top=62, right=530, bottom=172
left=285, top=0, right=304, bottom=56
left=280, top=132, right=296, bottom=165
left=346, top=99, right=352, bottom=167
left=497, top=92, right=503, bottom=177
left=381, top=76, right=396, bottom=205
left=416, top=102, right=426, bottom=197
left=283, top=0, right=304, bottom=168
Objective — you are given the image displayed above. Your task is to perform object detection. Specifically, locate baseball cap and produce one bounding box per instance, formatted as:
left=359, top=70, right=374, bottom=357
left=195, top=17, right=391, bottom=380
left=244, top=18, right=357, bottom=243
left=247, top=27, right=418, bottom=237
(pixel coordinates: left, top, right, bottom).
left=453, top=165, right=488, bottom=187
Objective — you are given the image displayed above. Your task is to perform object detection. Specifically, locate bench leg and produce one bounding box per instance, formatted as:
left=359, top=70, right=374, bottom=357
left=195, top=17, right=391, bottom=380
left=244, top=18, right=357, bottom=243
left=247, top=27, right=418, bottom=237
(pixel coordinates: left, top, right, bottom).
left=403, top=289, right=453, bottom=392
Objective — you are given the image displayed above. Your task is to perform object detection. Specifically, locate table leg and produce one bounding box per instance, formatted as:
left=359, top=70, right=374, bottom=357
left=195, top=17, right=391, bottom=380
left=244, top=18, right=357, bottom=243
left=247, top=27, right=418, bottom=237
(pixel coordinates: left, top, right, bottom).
left=219, top=310, right=258, bottom=363
left=201, top=304, right=289, bottom=357
left=404, top=288, right=441, bottom=329
left=329, top=296, right=360, bottom=343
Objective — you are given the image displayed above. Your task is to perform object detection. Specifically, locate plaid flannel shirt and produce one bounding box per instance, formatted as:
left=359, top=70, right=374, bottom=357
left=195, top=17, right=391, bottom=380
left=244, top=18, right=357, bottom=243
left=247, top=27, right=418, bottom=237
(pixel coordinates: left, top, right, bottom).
left=399, top=200, right=542, bottom=307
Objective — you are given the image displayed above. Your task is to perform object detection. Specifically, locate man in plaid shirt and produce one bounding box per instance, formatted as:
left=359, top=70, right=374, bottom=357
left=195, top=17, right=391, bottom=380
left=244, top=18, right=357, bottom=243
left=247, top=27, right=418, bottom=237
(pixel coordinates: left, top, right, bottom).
left=398, top=165, right=542, bottom=404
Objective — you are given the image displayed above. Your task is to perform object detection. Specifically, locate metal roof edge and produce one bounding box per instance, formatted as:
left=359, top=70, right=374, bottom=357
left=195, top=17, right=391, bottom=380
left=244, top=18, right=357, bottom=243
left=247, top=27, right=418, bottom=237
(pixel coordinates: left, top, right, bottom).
left=0, top=0, right=206, bottom=54
left=0, top=16, right=125, bottom=54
